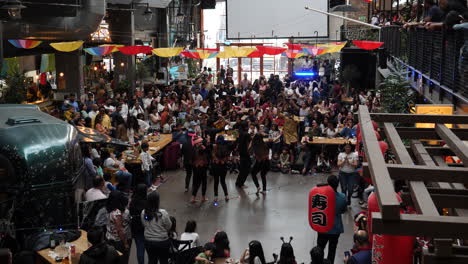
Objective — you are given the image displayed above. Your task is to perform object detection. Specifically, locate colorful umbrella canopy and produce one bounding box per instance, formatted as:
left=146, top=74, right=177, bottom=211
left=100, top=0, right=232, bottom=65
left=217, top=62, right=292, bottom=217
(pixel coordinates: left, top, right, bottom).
left=152, top=47, right=184, bottom=57
left=216, top=52, right=232, bottom=59
left=256, top=46, right=286, bottom=55
left=8, top=39, right=42, bottom=49
left=285, top=43, right=306, bottom=51
left=247, top=49, right=263, bottom=58
left=50, top=41, right=84, bottom=52
left=99, top=44, right=124, bottom=53
left=117, top=45, right=153, bottom=55
left=282, top=51, right=305, bottom=58
left=84, top=46, right=115, bottom=56
left=224, top=46, right=256, bottom=57
left=317, top=42, right=346, bottom=54
left=352, top=40, right=384, bottom=50
left=181, top=49, right=218, bottom=59
left=301, top=46, right=330, bottom=56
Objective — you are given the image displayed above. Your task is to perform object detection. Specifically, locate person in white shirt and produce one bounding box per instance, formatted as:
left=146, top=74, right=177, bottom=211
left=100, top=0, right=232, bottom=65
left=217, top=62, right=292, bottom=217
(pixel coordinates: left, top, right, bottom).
left=88, top=104, right=99, bottom=120
left=337, top=143, right=358, bottom=205
left=179, top=220, right=201, bottom=249
left=140, top=142, right=155, bottom=186
left=136, top=113, right=150, bottom=134
left=85, top=177, right=107, bottom=201
left=192, top=88, right=203, bottom=110
left=119, top=102, right=129, bottom=120
left=130, top=102, right=145, bottom=117
left=143, top=91, right=154, bottom=110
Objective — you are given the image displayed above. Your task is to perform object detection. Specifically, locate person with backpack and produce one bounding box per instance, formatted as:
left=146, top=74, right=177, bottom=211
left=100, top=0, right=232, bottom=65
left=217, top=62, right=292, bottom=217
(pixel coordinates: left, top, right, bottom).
left=79, top=226, right=120, bottom=264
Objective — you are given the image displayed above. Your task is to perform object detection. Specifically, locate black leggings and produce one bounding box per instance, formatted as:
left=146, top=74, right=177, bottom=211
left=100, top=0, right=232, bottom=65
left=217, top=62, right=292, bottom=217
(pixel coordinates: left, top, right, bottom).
left=212, top=163, right=228, bottom=197
left=192, top=166, right=207, bottom=196
left=184, top=163, right=193, bottom=189
left=251, top=160, right=270, bottom=191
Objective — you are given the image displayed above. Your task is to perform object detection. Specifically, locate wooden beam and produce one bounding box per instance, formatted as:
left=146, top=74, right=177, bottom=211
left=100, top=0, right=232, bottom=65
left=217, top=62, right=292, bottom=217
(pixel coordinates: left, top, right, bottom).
left=364, top=113, right=468, bottom=124
left=433, top=156, right=467, bottom=190
left=362, top=163, right=468, bottom=183
left=371, top=212, right=468, bottom=237
left=401, top=192, right=468, bottom=209
left=358, top=107, right=400, bottom=220
left=435, top=124, right=468, bottom=165
left=402, top=186, right=468, bottom=196
left=383, top=123, right=438, bottom=216
left=422, top=248, right=468, bottom=264
left=396, top=127, right=468, bottom=140
left=411, top=140, right=452, bottom=188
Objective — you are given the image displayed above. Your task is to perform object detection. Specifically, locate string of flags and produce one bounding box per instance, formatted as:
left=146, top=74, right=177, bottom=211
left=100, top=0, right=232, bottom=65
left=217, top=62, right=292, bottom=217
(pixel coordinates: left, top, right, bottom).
left=7, top=39, right=384, bottom=58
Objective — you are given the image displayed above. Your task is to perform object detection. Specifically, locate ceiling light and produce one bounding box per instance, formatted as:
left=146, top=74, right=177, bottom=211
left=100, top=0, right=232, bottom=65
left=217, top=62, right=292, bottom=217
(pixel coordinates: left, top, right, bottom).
left=143, top=5, right=153, bottom=22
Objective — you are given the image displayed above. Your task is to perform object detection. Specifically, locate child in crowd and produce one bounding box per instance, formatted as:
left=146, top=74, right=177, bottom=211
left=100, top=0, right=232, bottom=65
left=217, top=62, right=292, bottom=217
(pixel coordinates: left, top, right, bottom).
left=140, top=142, right=155, bottom=186
left=93, top=158, right=104, bottom=177
left=180, top=220, right=201, bottom=248
left=195, top=243, right=216, bottom=264
left=147, top=176, right=159, bottom=193
left=280, top=149, right=291, bottom=174
left=270, top=153, right=281, bottom=172
left=102, top=172, right=115, bottom=196
left=316, top=152, right=331, bottom=173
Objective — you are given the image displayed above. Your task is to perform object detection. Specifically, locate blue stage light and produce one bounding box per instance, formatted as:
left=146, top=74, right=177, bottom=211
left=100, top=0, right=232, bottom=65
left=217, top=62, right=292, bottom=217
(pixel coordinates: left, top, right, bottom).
left=295, top=72, right=315, bottom=76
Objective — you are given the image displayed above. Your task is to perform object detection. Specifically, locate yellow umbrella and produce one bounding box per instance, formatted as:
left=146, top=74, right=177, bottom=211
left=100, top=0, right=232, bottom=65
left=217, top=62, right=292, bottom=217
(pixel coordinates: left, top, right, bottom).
left=50, top=41, right=84, bottom=52
left=317, top=43, right=346, bottom=54
left=224, top=46, right=256, bottom=57
left=152, top=47, right=184, bottom=57
left=100, top=44, right=124, bottom=53
left=216, top=51, right=232, bottom=59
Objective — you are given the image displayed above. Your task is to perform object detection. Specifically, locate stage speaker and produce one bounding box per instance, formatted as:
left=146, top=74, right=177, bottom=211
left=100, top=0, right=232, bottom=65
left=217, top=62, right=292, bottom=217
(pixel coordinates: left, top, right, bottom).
left=340, top=47, right=377, bottom=90
left=201, top=0, right=216, bottom=9
left=378, top=48, right=387, bottom=69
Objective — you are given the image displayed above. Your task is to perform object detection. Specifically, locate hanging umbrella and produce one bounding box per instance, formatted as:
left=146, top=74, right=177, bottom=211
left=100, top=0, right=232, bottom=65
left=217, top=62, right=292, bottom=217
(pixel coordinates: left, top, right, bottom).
left=224, top=46, right=256, bottom=57
left=330, top=4, right=359, bottom=12
left=8, top=39, right=42, bottom=49
left=152, top=47, right=184, bottom=57
left=50, top=41, right=84, bottom=52
left=301, top=46, right=330, bottom=56
left=216, top=52, right=232, bottom=59
left=84, top=46, right=115, bottom=56
left=352, top=40, right=384, bottom=50
left=99, top=44, right=124, bottom=53
left=282, top=51, right=305, bottom=59
left=285, top=43, right=306, bottom=51
left=117, top=45, right=153, bottom=55
left=247, top=49, right=263, bottom=58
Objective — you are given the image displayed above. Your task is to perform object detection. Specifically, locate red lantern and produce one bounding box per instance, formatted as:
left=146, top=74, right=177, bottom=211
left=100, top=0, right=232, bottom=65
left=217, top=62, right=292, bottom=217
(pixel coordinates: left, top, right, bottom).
left=39, top=73, right=47, bottom=85
left=378, top=141, right=388, bottom=154
left=368, top=193, right=414, bottom=264
left=309, top=185, right=336, bottom=233
left=352, top=40, right=384, bottom=50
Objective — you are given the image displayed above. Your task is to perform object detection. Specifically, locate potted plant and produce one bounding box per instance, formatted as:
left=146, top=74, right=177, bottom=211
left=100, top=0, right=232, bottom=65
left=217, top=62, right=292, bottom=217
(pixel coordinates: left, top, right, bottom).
left=1, top=64, right=27, bottom=104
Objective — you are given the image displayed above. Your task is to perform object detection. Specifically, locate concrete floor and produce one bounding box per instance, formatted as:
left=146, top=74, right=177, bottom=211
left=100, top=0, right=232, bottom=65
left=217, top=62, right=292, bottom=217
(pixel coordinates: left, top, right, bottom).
left=129, top=169, right=361, bottom=264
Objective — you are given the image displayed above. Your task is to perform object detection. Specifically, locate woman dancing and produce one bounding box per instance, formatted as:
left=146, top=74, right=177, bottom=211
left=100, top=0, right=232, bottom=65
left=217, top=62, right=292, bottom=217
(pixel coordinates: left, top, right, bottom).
left=212, top=135, right=231, bottom=202
left=250, top=134, right=270, bottom=194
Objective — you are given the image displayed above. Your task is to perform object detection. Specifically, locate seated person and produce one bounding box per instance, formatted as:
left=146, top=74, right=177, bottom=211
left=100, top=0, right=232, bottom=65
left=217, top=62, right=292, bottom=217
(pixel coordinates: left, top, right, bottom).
left=316, top=152, right=331, bottom=173
left=85, top=177, right=107, bottom=202
left=344, top=230, right=372, bottom=264
left=270, top=152, right=281, bottom=172
left=279, top=149, right=291, bottom=174
left=79, top=226, right=120, bottom=264
left=195, top=243, right=216, bottom=264
left=102, top=150, right=133, bottom=188
left=340, top=119, right=356, bottom=138
left=310, top=246, right=331, bottom=264
left=102, top=172, right=116, bottom=196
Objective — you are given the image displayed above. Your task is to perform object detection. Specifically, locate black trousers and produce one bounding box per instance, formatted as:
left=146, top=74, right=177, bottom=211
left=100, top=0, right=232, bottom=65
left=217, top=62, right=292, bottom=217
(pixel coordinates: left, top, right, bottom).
left=251, top=160, right=270, bottom=191
left=192, top=166, right=207, bottom=196
left=236, top=156, right=251, bottom=187
left=145, top=239, right=170, bottom=264
left=212, top=163, right=228, bottom=196
left=184, top=163, right=193, bottom=189
left=317, top=233, right=340, bottom=264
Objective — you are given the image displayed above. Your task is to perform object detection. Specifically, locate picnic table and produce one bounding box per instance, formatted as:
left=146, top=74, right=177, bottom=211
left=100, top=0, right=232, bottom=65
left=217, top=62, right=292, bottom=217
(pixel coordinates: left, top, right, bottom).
left=304, top=136, right=356, bottom=145
left=123, top=134, right=173, bottom=164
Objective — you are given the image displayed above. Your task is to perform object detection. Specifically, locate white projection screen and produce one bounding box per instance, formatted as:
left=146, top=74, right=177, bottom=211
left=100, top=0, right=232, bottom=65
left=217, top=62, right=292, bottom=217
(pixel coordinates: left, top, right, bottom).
left=226, top=0, right=328, bottom=39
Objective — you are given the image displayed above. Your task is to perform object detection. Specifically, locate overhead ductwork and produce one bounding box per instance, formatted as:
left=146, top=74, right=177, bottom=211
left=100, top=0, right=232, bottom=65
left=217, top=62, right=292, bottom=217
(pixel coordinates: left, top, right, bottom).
left=1, top=0, right=105, bottom=40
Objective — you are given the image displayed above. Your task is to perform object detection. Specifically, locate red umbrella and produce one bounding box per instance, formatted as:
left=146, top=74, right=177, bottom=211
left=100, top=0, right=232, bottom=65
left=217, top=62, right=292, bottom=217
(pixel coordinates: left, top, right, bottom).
left=256, top=46, right=286, bottom=55
left=247, top=49, right=263, bottom=58
left=118, top=45, right=153, bottom=55
left=181, top=50, right=201, bottom=59
left=352, top=40, right=384, bottom=50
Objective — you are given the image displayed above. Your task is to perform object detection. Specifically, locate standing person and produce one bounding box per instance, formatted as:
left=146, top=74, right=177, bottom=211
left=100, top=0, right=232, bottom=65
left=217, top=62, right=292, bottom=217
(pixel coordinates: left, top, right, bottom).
left=250, top=134, right=270, bottom=194
left=337, top=143, right=358, bottom=205
left=129, top=184, right=148, bottom=264
left=316, top=175, right=346, bottom=264
left=182, top=129, right=195, bottom=192
left=235, top=121, right=252, bottom=188
left=219, top=65, right=226, bottom=84
left=344, top=230, right=372, bottom=264
left=142, top=191, right=172, bottom=264
left=212, top=135, right=230, bottom=202
left=140, top=142, right=155, bottom=187
left=191, top=138, right=209, bottom=203
left=105, top=191, right=131, bottom=263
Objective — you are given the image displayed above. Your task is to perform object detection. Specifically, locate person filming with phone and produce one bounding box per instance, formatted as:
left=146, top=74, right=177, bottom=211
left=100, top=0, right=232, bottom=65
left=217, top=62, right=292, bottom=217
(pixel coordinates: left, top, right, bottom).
left=344, top=230, right=371, bottom=264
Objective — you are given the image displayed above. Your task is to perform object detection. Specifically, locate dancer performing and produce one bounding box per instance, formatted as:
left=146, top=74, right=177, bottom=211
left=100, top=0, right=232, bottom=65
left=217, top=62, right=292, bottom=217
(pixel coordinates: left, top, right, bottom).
left=250, top=134, right=270, bottom=194
left=190, top=137, right=209, bottom=203
left=235, top=121, right=252, bottom=188
left=212, top=135, right=231, bottom=202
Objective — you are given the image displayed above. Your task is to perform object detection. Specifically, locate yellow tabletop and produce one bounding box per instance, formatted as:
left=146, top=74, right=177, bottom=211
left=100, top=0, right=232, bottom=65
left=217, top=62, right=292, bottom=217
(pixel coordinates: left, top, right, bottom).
left=124, top=134, right=173, bottom=164
left=305, top=137, right=356, bottom=145
left=36, top=230, right=88, bottom=263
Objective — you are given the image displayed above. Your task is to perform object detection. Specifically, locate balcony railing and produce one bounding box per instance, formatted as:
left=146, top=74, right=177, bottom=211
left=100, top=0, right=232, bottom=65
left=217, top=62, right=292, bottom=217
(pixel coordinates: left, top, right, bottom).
left=381, top=26, right=468, bottom=98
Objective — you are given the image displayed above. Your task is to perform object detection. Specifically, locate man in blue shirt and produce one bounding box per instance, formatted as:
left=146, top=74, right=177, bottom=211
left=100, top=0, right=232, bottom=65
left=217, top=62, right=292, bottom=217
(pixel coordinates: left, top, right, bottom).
left=316, top=175, right=347, bottom=264
left=344, top=230, right=372, bottom=264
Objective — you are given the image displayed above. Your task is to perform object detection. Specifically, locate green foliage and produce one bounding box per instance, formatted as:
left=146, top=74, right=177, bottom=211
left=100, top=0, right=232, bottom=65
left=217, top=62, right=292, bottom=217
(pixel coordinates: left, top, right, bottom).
left=136, top=61, right=150, bottom=81
left=1, top=63, right=27, bottom=104
left=187, top=59, right=198, bottom=78
left=376, top=68, right=415, bottom=113
left=117, top=79, right=131, bottom=95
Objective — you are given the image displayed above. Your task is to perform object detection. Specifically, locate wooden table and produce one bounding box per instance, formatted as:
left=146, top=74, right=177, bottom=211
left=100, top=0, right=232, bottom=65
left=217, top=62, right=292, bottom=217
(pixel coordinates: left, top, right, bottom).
left=124, top=134, right=173, bottom=164
left=341, top=96, right=354, bottom=104
left=305, top=137, right=356, bottom=145
left=36, top=230, right=88, bottom=263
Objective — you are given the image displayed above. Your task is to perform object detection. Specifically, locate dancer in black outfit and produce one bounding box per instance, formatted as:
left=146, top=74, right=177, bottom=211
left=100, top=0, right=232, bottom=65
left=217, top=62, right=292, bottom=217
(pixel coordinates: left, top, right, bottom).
left=182, top=129, right=196, bottom=192
left=235, top=121, right=252, bottom=188
left=250, top=134, right=270, bottom=194
left=190, top=137, right=209, bottom=203
left=212, top=135, right=231, bottom=202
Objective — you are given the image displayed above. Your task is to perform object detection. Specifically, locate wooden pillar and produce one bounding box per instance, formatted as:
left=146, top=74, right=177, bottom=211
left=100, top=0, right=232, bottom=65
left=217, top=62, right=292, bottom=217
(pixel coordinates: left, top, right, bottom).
left=238, top=57, right=242, bottom=85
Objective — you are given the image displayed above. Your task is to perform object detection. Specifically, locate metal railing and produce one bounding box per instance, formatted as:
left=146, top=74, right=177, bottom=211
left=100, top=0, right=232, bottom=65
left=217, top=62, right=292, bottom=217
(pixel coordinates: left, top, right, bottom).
left=381, top=26, right=468, bottom=98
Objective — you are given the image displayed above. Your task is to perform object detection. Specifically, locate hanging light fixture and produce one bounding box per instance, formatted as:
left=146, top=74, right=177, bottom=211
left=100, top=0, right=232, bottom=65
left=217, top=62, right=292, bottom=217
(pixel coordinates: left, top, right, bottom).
left=90, top=19, right=111, bottom=42
left=1, top=0, right=26, bottom=19
left=143, top=4, right=153, bottom=22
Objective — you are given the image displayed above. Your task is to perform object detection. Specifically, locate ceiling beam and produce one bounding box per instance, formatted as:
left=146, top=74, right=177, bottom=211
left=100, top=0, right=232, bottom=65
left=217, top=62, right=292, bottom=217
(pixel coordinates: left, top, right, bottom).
left=411, top=140, right=452, bottom=188
left=365, top=113, right=468, bottom=124
left=395, top=127, right=468, bottom=140
left=435, top=124, right=468, bottom=166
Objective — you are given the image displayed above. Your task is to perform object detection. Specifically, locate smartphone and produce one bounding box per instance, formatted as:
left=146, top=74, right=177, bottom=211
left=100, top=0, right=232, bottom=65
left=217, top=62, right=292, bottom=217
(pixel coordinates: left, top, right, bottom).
left=344, top=251, right=350, bottom=258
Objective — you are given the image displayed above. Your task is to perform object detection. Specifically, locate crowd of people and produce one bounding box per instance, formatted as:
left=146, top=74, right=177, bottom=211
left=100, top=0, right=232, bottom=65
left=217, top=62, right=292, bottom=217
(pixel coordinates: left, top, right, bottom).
left=51, top=62, right=383, bottom=264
